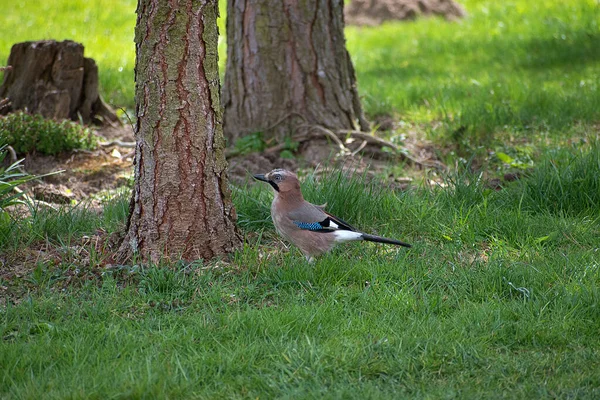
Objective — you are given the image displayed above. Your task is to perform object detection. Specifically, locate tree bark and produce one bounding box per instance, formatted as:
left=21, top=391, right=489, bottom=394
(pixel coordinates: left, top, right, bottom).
left=0, top=40, right=119, bottom=126
left=223, top=0, right=369, bottom=144
left=118, top=0, right=241, bottom=263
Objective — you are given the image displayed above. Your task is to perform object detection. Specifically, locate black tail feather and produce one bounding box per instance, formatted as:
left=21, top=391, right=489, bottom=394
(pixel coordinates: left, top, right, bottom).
left=361, top=233, right=412, bottom=248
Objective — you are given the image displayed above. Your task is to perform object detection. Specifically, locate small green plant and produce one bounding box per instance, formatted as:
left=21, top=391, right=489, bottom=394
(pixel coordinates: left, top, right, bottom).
left=494, top=144, right=535, bottom=171
left=232, top=132, right=266, bottom=155
left=279, top=136, right=300, bottom=159
left=0, top=145, right=61, bottom=212
left=0, top=111, right=98, bottom=155
left=0, top=146, right=31, bottom=211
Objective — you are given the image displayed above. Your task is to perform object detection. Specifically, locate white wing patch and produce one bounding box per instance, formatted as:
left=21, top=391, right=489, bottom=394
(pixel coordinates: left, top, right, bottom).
left=329, top=220, right=339, bottom=229
left=333, top=231, right=363, bottom=242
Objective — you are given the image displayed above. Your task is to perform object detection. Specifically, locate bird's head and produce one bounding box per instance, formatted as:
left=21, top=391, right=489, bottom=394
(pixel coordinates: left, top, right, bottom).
left=253, top=169, right=301, bottom=194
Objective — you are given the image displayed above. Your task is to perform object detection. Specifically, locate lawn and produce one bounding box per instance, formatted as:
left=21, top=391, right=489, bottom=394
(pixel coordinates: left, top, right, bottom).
left=2, top=0, right=600, bottom=398
left=2, top=152, right=600, bottom=398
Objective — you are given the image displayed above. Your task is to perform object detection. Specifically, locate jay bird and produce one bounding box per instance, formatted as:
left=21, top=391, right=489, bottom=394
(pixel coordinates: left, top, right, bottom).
left=254, top=169, right=411, bottom=262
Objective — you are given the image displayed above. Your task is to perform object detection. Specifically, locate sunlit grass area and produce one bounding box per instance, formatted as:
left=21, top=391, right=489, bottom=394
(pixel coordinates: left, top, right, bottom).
left=346, top=0, right=600, bottom=141
left=1, top=0, right=137, bottom=107
left=0, top=0, right=227, bottom=108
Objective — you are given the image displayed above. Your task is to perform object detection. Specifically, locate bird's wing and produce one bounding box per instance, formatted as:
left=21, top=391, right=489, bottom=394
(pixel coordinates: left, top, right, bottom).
left=289, top=202, right=357, bottom=232
left=323, top=211, right=357, bottom=231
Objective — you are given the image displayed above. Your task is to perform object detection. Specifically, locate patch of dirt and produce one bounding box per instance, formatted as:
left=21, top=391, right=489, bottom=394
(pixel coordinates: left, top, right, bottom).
left=12, top=121, right=446, bottom=209
left=33, top=184, right=76, bottom=204
left=0, top=231, right=126, bottom=308
left=19, top=125, right=135, bottom=209
left=345, top=0, right=466, bottom=26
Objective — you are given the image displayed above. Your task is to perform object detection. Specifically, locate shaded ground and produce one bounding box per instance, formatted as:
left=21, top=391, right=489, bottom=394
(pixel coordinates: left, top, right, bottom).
left=0, top=234, right=108, bottom=306
left=1, top=118, right=585, bottom=307
left=22, top=125, right=135, bottom=209
left=15, top=119, right=448, bottom=209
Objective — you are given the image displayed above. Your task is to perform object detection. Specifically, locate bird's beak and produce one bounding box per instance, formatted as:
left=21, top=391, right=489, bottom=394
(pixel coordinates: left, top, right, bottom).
left=253, top=174, right=268, bottom=183
left=254, top=173, right=280, bottom=192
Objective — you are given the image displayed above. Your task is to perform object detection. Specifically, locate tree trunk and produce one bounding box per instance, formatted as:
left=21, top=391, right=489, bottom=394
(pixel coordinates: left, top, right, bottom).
left=118, top=0, right=241, bottom=263
left=223, top=0, right=369, bottom=144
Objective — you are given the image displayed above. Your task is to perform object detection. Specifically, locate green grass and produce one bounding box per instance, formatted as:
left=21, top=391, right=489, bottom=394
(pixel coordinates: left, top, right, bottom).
left=0, top=190, right=129, bottom=253
left=0, top=0, right=227, bottom=109
left=2, top=0, right=600, bottom=397
left=2, top=146, right=600, bottom=398
left=347, top=0, right=600, bottom=141
left=510, top=142, right=600, bottom=216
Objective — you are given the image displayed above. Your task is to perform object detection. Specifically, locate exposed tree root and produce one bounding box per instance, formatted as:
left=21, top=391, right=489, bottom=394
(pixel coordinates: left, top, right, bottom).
left=100, top=122, right=446, bottom=171
left=12, top=186, right=58, bottom=210
left=259, top=124, right=447, bottom=170
left=6, top=145, right=18, bottom=164
left=98, top=140, right=136, bottom=148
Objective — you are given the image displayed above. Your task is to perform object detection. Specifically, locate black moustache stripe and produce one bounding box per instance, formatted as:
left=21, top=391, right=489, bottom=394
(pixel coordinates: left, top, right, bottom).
left=268, top=181, right=280, bottom=192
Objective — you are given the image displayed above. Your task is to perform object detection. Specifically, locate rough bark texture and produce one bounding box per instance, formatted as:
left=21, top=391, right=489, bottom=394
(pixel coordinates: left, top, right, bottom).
left=118, top=0, right=241, bottom=263
left=0, top=40, right=119, bottom=125
left=345, top=0, right=466, bottom=26
left=223, top=0, right=369, bottom=144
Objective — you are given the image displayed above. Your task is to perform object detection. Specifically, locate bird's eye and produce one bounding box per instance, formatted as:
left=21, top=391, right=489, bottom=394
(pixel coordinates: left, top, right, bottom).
left=273, top=174, right=282, bottom=182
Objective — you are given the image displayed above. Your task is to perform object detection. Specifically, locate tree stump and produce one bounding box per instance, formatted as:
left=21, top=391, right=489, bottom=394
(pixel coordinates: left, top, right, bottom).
left=0, top=40, right=119, bottom=126
left=345, top=0, right=466, bottom=26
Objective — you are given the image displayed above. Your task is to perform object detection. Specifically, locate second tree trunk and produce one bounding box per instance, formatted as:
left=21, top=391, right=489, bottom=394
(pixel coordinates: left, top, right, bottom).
left=223, top=0, right=369, bottom=144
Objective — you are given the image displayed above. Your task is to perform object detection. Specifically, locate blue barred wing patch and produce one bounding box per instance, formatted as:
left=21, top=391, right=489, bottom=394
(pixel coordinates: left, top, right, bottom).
left=293, top=221, right=324, bottom=231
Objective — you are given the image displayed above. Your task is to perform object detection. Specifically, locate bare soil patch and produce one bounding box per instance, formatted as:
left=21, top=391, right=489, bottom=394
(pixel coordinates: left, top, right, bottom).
left=20, top=125, right=135, bottom=209
left=14, top=121, right=445, bottom=208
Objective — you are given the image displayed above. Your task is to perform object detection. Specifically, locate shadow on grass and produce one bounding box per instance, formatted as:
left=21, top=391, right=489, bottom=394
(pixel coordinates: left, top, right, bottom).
left=521, top=32, right=600, bottom=70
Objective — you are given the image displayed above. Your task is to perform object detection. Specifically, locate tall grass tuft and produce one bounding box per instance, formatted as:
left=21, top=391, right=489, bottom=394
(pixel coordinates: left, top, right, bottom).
left=299, top=167, right=400, bottom=227
left=231, top=179, right=273, bottom=232
left=232, top=167, right=413, bottom=238
left=0, top=192, right=129, bottom=251
left=510, top=142, right=600, bottom=217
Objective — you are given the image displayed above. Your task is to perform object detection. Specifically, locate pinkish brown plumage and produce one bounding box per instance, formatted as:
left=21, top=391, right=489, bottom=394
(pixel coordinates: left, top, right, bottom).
left=254, top=169, right=411, bottom=262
